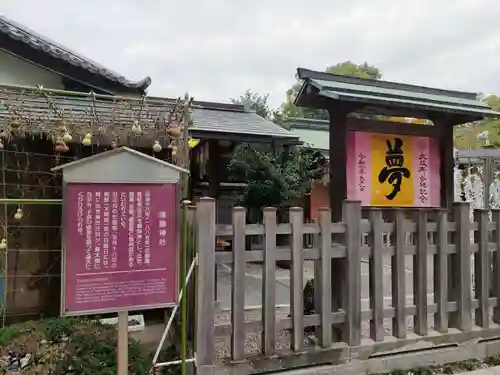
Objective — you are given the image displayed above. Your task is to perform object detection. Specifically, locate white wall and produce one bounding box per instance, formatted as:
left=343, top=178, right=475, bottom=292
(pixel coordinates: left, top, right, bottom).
left=0, top=50, right=64, bottom=88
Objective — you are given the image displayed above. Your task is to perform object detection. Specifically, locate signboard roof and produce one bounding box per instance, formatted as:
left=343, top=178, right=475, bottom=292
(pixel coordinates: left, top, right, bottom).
left=51, top=146, right=189, bottom=184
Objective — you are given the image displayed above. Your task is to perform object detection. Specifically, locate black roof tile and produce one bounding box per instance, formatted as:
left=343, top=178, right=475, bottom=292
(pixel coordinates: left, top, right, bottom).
left=0, top=15, right=151, bottom=93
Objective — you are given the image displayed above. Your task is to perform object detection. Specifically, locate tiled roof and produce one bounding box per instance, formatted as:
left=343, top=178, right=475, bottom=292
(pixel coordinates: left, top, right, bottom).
left=284, top=118, right=329, bottom=150
left=295, top=68, right=500, bottom=124
left=191, top=106, right=296, bottom=140
left=0, top=15, right=151, bottom=93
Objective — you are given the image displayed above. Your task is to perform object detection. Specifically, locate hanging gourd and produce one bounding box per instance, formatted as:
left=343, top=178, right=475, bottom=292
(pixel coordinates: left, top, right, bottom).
left=82, top=133, right=92, bottom=146
left=0, top=238, right=6, bottom=250
left=0, top=139, right=4, bottom=150
left=152, top=140, right=162, bottom=153
left=9, top=118, right=22, bottom=130
left=171, top=145, right=178, bottom=158
left=57, top=124, right=67, bottom=134
left=167, top=127, right=182, bottom=138
left=14, top=207, right=23, bottom=220
left=62, top=132, right=72, bottom=142
left=57, top=143, right=69, bottom=152
left=110, top=140, right=117, bottom=149
left=131, top=120, right=142, bottom=135
left=55, top=143, right=66, bottom=152
left=98, top=125, right=106, bottom=136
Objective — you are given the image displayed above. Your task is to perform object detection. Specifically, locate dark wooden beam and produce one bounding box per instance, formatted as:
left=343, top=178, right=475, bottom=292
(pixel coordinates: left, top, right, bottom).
left=207, top=140, right=221, bottom=199
left=188, top=130, right=301, bottom=145
left=347, top=118, right=437, bottom=137
left=328, top=105, right=349, bottom=221
left=430, top=114, right=455, bottom=209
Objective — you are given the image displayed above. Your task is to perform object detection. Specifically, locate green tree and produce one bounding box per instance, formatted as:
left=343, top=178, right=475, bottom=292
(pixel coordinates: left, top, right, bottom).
left=227, top=90, right=326, bottom=215
left=231, top=89, right=272, bottom=119
left=231, top=89, right=284, bottom=124
left=281, top=61, right=382, bottom=120
left=454, top=94, right=500, bottom=149
left=227, top=144, right=324, bottom=214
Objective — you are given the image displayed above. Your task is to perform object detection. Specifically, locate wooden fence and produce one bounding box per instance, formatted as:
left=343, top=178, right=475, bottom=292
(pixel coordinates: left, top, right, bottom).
left=195, top=197, right=500, bottom=375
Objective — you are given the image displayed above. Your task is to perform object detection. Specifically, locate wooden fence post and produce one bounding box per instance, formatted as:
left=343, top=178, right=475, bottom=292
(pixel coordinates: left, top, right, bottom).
left=492, top=209, right=500, bottom=324
left=316, top=208, right=332, bottom=347
left=392, top=209, right=407, bottom=339
left=474, top=208, right=490, bottom=328
left=342, top=201, right=362, bottom=346
left=262, top=207, right=277, bottom=356
left=369, top=208, right=384, bottom=342
left=290, top=207, right=304, bottom=351
left=449, top=202, right=472, bottom=331
left=434, top=209, right=449, bottom=333
left=187, top=205, right=197, bottom=343
left=231, top=207, right=246, bottom=361
left=195, top=197, right=216, bottom=372
left=414, top=209, right=429, bottom=336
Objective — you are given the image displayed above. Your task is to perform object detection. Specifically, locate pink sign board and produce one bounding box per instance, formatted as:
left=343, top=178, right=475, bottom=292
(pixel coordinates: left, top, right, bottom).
left=346, top=131, right=441, bottom=207
left=62, top=183, right=178, bottom=315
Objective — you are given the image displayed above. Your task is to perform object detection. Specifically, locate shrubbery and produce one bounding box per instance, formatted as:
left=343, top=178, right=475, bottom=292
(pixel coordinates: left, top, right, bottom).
left=0, top=317, right=178, bottom=374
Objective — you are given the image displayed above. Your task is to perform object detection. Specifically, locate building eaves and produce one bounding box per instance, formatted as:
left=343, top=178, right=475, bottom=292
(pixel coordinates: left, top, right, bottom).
left=0, top=15, right=151, bottom=94
left=295, top=68, right=500, bottom=122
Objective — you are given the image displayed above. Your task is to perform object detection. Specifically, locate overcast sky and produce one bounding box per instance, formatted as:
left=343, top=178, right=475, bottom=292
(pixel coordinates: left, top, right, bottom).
left=1, top=0, right=499, bottom=108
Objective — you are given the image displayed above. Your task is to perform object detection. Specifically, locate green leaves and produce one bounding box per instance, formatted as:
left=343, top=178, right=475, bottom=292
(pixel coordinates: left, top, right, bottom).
left=280, top=61, right=382, bottom=120
left=0, top=317, right=178, bottom=375
left=227, top=144, right=324, bottom=212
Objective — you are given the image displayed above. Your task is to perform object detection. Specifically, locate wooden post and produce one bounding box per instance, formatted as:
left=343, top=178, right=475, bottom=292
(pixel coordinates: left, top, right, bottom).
left=492, top=209, right=500, bottom=324
left=437, top=118, right=454, bottom=210
left=392, top=209, right=407, bottom=339
left=187, top=205, right=196, bottom=342
left=369, top=208, right=384, bottom=342
left=231, top=207, right=246, bottom=361
left=195, top=198, right=216, bottom=371
left=290, top=207, right=304, bottom=351
left=328, top=107, right=349, bottom=342
left=414, top=209, right=429, bottom=336
left=449, top=202, right=472, bottom=331
left=474, top=208, right=490, bottom=328
left=316, top=208, right=332, bottom=347
left=434, top=209, right=449, bottom=333
left=342, top=201, right=362, bottom=345
left=117, top=311, right=128, bottom=375
left=262, top=207, right=277, bottom=355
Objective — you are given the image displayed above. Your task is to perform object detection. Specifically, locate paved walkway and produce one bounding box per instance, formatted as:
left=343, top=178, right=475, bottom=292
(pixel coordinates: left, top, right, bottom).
left=215, top=257, right=435, bottom=311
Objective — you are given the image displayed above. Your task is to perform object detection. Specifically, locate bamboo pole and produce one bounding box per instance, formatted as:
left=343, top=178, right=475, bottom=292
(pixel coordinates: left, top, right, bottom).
left=1, top=82, right=142, bottom=102
left=1, top=151, right=7, bottom=328
left=0, top=199, right=62, bottom=205
left=179, top=93, right=191, bottom=375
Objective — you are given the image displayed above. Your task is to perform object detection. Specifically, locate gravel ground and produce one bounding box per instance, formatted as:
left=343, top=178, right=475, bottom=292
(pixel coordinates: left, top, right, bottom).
left=214, top=307, right=421, bottom=359
left=214, top=308, right=305, bottom=358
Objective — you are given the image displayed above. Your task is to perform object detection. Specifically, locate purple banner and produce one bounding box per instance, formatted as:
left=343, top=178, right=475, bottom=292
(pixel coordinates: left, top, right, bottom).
left=63, top=183, right=178, bottom=314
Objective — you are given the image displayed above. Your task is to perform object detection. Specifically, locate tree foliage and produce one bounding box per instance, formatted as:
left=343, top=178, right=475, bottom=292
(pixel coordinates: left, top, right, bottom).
left=228, top=90, right=325, bottom=213
left=231, top=89, right=272, bottom=119
left=227, top=144, right=324, bottom=213
left=227, top=62, right=381, bottom=213
left=454, top=94, right=500, bottom=149
left=231, top=89, right=282, bottom=123
left=280, top=61, right=382, bottom=120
